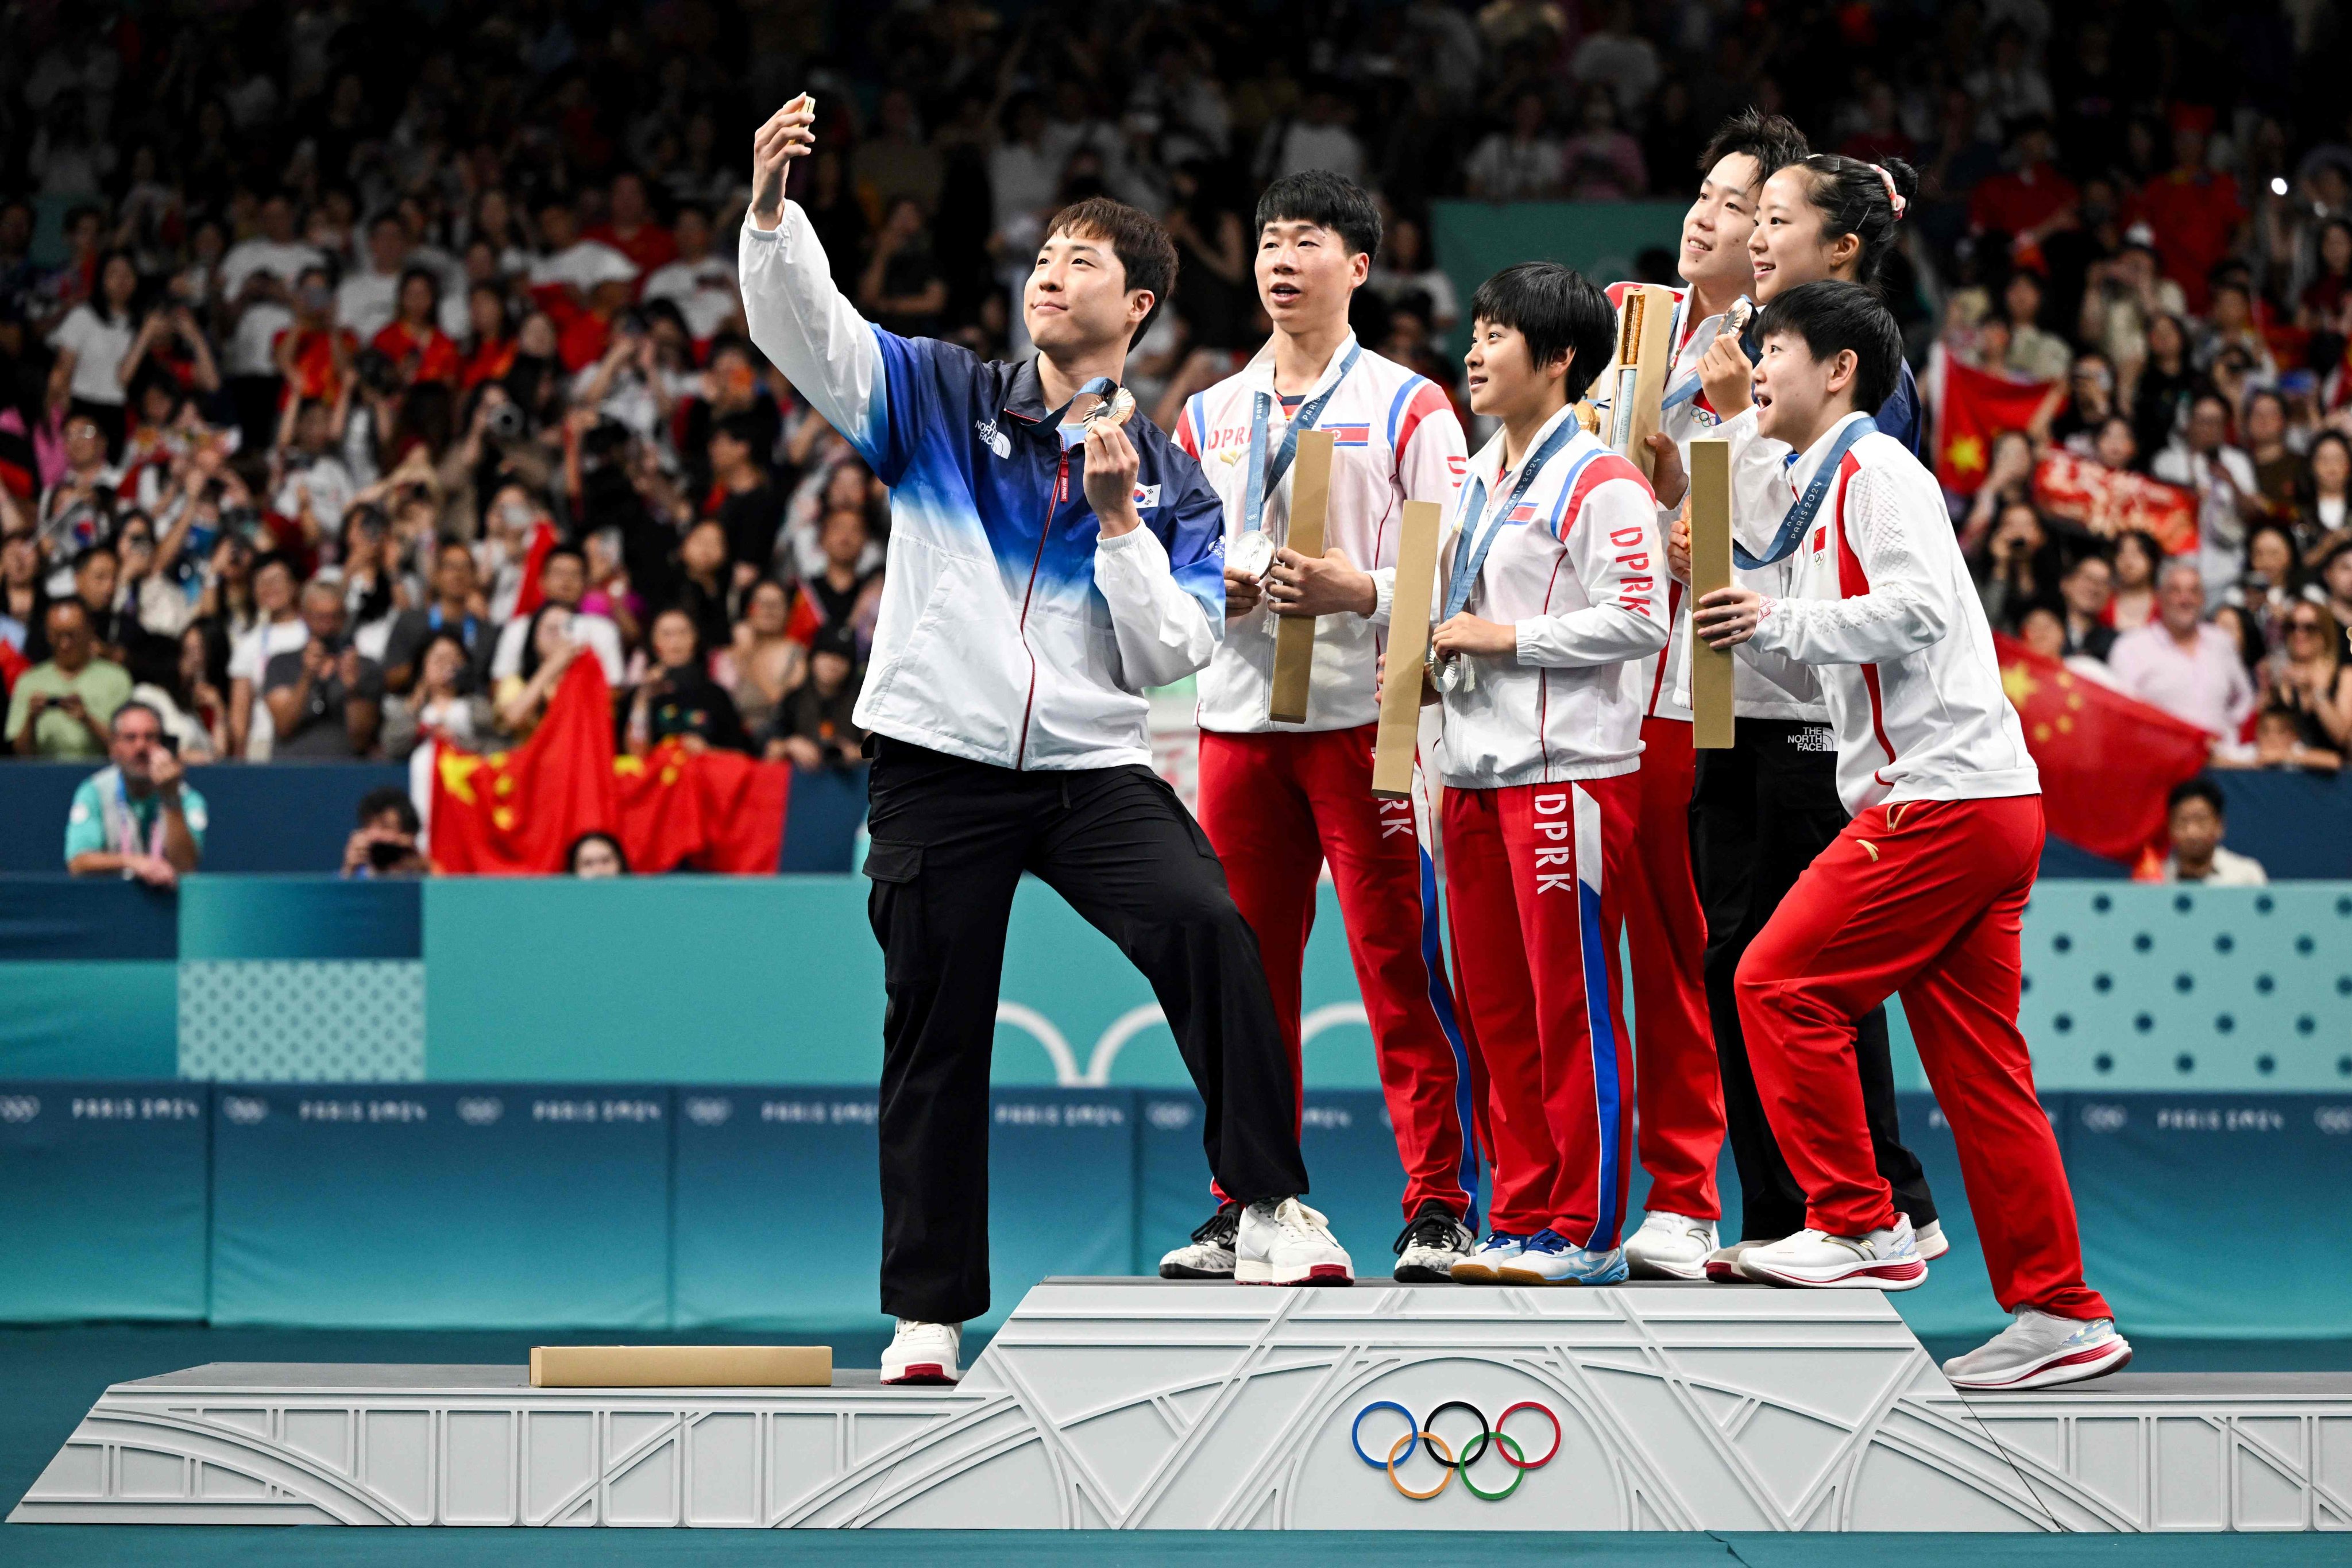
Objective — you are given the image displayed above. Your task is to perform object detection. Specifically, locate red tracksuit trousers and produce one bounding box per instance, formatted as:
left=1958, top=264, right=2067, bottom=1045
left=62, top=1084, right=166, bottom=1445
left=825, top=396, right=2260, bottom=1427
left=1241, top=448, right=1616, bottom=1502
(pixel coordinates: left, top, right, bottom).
left=1198, top=725, right=1478, bottom=1222
left=1442, top=774, right=1638, bottom=1248
left=1621, top=716, right=1723, bottom=1219
left=1735, top=794, right=2112, bottom=1320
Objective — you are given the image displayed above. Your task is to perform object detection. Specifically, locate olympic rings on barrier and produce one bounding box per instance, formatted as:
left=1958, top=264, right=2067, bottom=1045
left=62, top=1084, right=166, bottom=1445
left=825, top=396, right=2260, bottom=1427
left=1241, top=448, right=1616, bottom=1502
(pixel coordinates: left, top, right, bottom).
left=1423, top=1400, right=1491, bottom=1467
left=1387, top=1430, right=1453, bottom=1500
left=1351, top=1400, right=1418, bottom=1468
left=1496, top=1400, right=1562, bottom=1468
left=1459, top=1432, right=1526, bottom=1500
left=1354, top=1399, right=1561, bottom=1500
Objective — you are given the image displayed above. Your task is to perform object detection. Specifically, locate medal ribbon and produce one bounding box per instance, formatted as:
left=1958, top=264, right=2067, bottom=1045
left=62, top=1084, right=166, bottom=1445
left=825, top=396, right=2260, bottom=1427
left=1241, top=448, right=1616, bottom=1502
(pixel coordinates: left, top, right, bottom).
left=1241, top=341, right=1364, bottom=539
left=1054, top=376, right=1123, bottom=450
left=1731, top=414, right=1878, bottom=570
left=1443, top=419, right=1596, bottom=624
left=1659, top=295, right=1756, bottom=412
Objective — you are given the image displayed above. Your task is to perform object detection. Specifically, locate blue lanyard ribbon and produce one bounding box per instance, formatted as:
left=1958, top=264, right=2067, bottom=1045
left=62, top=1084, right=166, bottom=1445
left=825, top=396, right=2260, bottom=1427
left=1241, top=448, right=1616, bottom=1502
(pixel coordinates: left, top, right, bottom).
left=1444, top=422, right=1597, bottom=622
left=1241, top=341, right=1363, bottom=536
left=1732, top=415, right=1878, bottom=570
left=1658, top=295, right=1754, bottom=413
left=1053, top=376, right=1122, bottom=450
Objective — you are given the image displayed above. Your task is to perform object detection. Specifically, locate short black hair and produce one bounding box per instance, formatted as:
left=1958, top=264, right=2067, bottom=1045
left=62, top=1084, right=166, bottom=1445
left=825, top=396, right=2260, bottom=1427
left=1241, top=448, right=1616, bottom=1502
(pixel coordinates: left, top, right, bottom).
left=1697, top=108, right=1810, bottom=187
left=2167, top=778, right=2224, bottom=818
left=357, top=785, right=421, bottom=833
left=1468, top=262, right=1616, bottom=403
left=1044, top=196, right=1179, bottom=347
left=1253, top=171, right=1382, bottom=260
left=1752, top=279, right=1903, bottom=415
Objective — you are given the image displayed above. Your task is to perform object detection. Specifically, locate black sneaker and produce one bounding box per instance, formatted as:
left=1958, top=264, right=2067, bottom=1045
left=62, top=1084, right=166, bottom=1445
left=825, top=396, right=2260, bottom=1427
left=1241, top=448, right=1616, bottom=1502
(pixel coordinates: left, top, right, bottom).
left=1159, top=1199, right=1242, bottom=1279
left=1392, top=1199, right=1474, bottom=1282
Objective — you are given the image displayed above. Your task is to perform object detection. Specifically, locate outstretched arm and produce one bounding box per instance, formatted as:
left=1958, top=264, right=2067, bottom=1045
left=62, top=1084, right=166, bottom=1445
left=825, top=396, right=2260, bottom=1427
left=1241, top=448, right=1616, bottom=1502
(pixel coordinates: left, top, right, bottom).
left=738, top=95, right=891, bottom=470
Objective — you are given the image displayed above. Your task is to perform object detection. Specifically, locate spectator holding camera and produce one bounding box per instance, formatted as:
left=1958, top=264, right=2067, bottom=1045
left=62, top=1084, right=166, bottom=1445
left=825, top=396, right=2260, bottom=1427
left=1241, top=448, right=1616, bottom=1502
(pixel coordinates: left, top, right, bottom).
left=262, top=579, right=381, bottom=758
left=9, top=600, right=129, bottom=758
left=380, top=540, right=492, bottom=695
left=625, top=605, right=745, bottom=756
left=381, top=628, right=493, bottom=760
left=341, top=784, right=427, bottom=878
left=763, top=622, right=864, bottom=773
left=64, top=698, right=204, bottom=885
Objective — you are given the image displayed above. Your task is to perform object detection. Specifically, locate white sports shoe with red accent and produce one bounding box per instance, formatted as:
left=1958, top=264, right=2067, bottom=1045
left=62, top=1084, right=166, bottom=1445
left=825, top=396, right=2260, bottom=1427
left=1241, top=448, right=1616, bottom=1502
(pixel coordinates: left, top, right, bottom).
left=881, top=1319, right=961, bottom=1385
left=1914, top=1218, right=1950, bottom=1260
left=1942, top=1309, right=2133, bottom=1391
left=1235, top=1197, right=1354, bottom=1285
left=1740, top=1214, right=1928, bottom=1290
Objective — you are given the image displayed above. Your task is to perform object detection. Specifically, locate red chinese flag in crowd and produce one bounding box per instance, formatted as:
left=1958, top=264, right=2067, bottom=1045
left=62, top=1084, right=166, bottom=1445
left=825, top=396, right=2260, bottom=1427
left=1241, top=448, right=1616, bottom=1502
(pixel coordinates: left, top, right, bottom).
left=613, top=742, right=793, bottom=874
left=1994, top=633, right=2210, bottom=863
left=1936, top=359, right=2058, bottom=494
left=2032, top=451, right=2200, bottom=557
left=428, top=658, right=620, bottom=874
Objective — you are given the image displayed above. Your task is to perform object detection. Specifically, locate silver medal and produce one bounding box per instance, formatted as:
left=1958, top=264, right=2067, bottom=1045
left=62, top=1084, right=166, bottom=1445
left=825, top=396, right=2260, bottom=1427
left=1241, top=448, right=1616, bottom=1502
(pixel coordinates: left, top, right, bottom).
left=1227, top=531, right=1276, bottom=580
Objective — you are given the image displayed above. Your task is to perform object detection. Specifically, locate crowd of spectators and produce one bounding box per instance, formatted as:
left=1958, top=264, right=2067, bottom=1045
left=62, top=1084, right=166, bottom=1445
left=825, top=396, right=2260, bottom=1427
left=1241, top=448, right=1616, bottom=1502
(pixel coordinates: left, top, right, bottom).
left=0, top=1, right=2347, bottom=820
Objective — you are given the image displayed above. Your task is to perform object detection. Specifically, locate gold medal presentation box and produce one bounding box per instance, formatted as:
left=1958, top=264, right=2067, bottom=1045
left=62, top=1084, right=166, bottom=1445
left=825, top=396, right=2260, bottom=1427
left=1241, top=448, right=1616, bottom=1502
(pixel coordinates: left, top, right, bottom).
left=13, top=1280, right=2346, bottom=1531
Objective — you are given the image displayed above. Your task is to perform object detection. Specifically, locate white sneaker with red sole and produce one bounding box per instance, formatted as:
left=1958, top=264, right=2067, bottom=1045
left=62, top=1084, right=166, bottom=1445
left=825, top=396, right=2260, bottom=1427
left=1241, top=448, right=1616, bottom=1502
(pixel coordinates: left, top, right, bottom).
left=1915, top=1218, right=1949, bottom=1260
left=1943, top=1309, right=2133, bottom=1391
left=1740, top=1214, right=1928, bottom=1290
left=1235, top=1197, right=1353, bottom=1285
left=881, top=1319, right=961, bottom=1385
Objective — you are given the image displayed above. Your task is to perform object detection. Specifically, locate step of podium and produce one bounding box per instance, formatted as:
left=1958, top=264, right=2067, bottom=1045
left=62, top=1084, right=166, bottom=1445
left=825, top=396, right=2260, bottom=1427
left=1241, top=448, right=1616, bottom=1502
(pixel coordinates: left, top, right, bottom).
left=12, top=1278, right=2349, bottom=1531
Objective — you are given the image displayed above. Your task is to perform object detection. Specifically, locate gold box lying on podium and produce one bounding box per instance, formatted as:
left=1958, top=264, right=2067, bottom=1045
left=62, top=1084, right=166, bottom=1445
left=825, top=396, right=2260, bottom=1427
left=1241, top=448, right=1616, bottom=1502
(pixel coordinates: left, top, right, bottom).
left=528, top=1344, right=832, bottom=1388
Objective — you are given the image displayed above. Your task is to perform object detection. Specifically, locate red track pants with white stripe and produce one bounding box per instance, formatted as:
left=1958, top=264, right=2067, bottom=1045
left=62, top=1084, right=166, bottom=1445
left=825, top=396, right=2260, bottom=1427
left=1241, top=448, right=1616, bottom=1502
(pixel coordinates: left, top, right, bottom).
left=1621, top=716, right=1723, bottom=1219
left=1442, top=774, right=1638, bottom=1248
left=1198, top=725, right=1478, bottom=1222
left=1735, top=794, right=2112, bottom=1320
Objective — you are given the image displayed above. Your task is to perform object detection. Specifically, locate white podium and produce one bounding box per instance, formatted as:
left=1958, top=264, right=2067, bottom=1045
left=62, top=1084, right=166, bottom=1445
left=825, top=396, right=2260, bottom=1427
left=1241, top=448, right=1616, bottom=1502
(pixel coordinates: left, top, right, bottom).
left=13, top=1279, right=2347, bottom=1531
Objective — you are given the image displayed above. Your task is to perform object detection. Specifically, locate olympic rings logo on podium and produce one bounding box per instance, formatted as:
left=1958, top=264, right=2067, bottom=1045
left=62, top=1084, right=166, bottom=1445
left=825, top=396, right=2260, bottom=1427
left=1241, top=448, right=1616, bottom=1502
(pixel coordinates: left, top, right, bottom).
left=1350, top=1400, right=1562, bottom=1501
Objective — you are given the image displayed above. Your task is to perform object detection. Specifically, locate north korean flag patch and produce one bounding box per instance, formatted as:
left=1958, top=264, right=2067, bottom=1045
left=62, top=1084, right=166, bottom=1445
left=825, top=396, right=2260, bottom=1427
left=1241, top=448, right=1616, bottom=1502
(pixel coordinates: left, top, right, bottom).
left=1324, top=423, right=1372, bottom=447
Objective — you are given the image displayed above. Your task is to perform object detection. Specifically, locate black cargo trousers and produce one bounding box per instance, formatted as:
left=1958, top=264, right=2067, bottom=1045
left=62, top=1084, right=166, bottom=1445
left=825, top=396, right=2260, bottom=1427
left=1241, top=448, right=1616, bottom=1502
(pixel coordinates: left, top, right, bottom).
left=1690, top=719, right=1938, bottom=1242
left=863, top=736, right=1311, bottom=1324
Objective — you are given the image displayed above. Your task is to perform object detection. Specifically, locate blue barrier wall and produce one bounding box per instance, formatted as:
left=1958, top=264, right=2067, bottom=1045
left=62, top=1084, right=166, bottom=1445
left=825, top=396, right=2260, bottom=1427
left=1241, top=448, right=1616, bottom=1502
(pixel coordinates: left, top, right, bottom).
left=2, top=1081, right=2345, bottom=1341
left=6, top=875, right=2345, bottom=1094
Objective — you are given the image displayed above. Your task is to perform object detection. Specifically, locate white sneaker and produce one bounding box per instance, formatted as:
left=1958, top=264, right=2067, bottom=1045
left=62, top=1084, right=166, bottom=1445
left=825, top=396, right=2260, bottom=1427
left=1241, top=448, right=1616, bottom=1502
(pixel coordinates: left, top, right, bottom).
left=1740, top=1215, right=1927, bottom=1291
left=1392, top=1200, right=1474, bottom=1282
left=1234, top=1197, right=1353, bottom=1285
left=1624, top=1211, right=1718, bottom=1280
left=1449, top=1231, right=1529, bottom=1283
left=1914, top=1218, right=1949, bottom=1260
left=881, top=1319, right=961, bottom=1385
left=1943, top=1309, right=2133, bottom=1391
left=1704, top=1239, right=1766, bottom=1282
left=1495, top=1229, right=1629, bottom=1286
left=1158, top=1200, right=1241, bottom=1279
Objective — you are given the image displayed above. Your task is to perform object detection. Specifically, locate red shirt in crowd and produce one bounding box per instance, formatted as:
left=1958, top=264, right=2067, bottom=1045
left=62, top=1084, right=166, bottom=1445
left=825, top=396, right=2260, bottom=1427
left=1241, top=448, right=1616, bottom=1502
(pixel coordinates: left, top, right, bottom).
left=2130, top=169, right=2246, bottom=312
left=583, top=221, right=676, bottom=280
left=1968, top=161, right=2079, bottom=239
left=460, top=336, right=516, bottom=390
left=370, top=319, right=462, bottom=385
left=273, top=325, right=357, bottom=405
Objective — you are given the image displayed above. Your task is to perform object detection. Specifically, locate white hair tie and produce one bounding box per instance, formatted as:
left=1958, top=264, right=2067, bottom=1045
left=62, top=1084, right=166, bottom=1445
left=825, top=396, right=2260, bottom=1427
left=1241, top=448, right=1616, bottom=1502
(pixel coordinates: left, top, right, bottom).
left=1867, top=163, right=1908, bottom=220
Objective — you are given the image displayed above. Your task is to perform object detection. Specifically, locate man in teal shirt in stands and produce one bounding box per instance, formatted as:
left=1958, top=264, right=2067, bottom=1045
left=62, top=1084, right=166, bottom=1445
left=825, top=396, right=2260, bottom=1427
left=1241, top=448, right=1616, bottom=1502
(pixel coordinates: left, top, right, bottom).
left=65, top=701, right=207, bottom=889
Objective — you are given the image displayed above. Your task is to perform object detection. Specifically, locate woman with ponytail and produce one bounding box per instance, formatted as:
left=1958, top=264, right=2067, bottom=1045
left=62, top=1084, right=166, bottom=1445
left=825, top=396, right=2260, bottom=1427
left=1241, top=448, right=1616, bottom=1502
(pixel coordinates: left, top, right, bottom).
left=1697, top=154, right=1925, bottom=452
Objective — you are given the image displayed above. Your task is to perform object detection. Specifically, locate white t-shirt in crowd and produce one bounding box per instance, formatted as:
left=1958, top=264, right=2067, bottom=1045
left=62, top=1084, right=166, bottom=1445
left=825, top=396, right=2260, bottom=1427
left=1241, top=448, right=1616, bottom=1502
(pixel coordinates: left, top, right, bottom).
left=642, top=254, right=741, bottom=340
left=491, top=611, right=625, bottom=684
left=218, top=237, right=326, bottom=376
left=48, top=304, right=136, bottom=406
left=228, top=615, right=310, bottom=759
left=530, top=240, right=639, bottom=292
left=335, top=268, right=403, bottom=341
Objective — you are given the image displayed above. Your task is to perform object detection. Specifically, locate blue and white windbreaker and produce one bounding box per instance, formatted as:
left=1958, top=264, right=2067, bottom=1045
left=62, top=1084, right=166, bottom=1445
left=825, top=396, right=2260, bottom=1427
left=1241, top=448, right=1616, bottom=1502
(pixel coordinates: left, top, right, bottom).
left=741, top=204, right=1227, bottom=771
